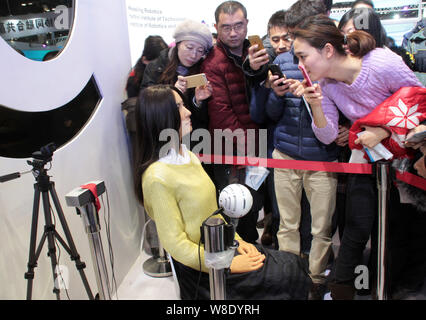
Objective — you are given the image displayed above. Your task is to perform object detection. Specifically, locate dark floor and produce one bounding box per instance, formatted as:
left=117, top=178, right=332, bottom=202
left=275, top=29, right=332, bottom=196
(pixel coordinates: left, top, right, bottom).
left=256, top=223, right=426, bottom=300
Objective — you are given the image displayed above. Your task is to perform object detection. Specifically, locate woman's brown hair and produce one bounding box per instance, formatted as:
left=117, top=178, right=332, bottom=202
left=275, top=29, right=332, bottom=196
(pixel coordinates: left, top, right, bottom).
left=293, top=14, right=376, bottom=58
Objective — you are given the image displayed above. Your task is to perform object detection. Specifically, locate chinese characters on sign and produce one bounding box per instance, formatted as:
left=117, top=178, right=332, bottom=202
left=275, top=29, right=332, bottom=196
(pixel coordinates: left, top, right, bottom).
left=0, top=18, right=56, bottom=36
left=0, top=7, right=70, bottom=41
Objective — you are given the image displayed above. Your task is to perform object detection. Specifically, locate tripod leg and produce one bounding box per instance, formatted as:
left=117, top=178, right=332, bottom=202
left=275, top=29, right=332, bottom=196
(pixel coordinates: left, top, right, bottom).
left=25, top=184, right=41, bottom=300
left=41, top=191, right=61, bottom=300
left=49, top=183, right=95, bottom=300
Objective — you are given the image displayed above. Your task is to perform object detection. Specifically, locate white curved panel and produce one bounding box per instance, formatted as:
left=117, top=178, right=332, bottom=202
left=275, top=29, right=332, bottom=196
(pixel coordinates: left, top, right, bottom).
left=0, top=1, right=93, bottom=112
left=0, top=0, right=142, bottom=300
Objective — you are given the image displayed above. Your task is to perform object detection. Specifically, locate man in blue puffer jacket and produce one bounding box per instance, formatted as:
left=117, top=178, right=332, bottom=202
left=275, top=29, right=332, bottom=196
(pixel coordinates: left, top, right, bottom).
left=245, top=10, right=293, bottom=248
left=247, top=0, right=340, bottom=300
left=249, top=24, right=339, bottom=302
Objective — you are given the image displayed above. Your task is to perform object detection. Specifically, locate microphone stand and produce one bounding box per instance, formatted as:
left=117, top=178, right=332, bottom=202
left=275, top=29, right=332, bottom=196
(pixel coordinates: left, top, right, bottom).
left=203, top=217, right=227, bottom=300
left=201, top=184, right=252, bottom=300
left=202, top=210, right=238, bottom=300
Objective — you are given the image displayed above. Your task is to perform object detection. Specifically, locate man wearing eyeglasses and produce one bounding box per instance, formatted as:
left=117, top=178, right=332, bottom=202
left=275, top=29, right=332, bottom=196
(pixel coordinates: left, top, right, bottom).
left=201, top=1, right=265, bottom=244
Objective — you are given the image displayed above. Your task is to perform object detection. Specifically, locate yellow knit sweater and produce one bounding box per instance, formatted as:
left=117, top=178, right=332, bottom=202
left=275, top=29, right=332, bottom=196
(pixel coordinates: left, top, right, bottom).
left=142, top=151, right=232, bottom=273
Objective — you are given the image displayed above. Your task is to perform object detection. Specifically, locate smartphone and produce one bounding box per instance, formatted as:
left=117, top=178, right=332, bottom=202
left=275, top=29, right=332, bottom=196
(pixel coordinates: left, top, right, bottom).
left=298, top=65, right=313, bottom=87
left=268, top=64, right=286, bottom=86
left=405, top=130, right=426, bottom=143
left=248, top=35, right=264, bottom=51
left=184, top=73, right=208, bottom=88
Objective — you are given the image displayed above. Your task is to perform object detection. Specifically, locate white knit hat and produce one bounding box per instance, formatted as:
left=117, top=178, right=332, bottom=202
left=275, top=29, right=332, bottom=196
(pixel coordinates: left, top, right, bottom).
left=173, top=20, right=213, bottom=52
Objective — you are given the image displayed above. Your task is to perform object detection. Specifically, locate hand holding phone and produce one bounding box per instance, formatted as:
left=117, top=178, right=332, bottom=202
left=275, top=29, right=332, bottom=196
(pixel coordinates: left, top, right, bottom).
left=268, top=64, right=286, bottom=86
left=405, top=130, right=426, bottom=144
left=248, top=35, right=264, bottom=51
left=248, top=36, right=268, bottom=71
left=298, top=65, right=313, bottom=87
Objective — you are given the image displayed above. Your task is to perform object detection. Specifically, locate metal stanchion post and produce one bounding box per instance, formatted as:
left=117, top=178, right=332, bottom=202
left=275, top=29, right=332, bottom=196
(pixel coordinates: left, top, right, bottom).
left=203, top=217, right=227, bottom=300
left=376, top=161, right=390, bottom=300
left=143, top=240, right=172, bottom=278
left=65, top=181, right=111, bottom=300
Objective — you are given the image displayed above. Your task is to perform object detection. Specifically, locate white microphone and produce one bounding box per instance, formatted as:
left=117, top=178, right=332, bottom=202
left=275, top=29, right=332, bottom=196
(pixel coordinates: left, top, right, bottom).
left=218, top=184, right=253, bottom=219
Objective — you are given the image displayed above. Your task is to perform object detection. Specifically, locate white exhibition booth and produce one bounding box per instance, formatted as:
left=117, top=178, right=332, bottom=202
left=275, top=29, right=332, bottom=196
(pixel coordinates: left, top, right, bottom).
left=0, top=0, right=422, bottom=300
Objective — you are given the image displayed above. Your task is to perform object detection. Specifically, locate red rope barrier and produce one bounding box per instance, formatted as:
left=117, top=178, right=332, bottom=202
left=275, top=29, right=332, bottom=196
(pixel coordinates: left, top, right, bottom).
left=196, top=154, right=372, bottom=174
left=196, top=154, right=426, bottom=190
left=395, top=171, right=426, bottom=191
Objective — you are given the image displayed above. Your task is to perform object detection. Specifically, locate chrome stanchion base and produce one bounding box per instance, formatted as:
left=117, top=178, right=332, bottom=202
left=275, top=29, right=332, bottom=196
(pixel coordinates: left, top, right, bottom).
left=141, top=223, right=172, bottom=278
left=143, top=255, right=172, bottom=278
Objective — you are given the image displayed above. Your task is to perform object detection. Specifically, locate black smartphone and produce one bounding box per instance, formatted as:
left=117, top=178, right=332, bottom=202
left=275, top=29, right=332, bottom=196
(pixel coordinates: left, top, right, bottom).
left=269, top=64, right=286, bottom=86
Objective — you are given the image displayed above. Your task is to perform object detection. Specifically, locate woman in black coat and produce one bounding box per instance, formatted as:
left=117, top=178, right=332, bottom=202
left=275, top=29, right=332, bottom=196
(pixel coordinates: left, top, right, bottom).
left=126, top=35, right=168, bottom=98
left=141, top=20, right=213, bottom=132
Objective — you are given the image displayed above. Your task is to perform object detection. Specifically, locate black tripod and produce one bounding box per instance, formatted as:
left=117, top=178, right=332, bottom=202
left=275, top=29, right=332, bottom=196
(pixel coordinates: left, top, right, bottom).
left=1, top=144, right=94, bottom=300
